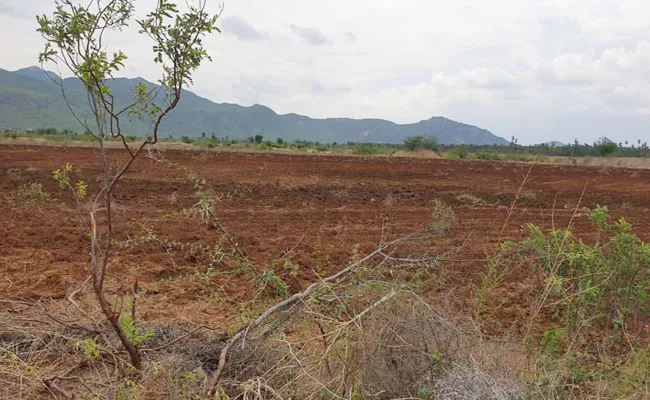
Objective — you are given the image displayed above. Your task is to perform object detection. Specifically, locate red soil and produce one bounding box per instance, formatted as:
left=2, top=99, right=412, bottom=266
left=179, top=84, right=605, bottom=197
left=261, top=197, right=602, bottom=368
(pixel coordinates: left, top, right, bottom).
left=2, top=145, right=649, bottom=327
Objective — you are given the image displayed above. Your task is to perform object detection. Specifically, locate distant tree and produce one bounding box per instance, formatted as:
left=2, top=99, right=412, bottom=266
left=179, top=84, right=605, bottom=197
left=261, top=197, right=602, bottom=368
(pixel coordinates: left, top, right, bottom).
left=201, top=132, right=206, bottom=138
left=595, top=137, right=618, bottom=157
left=404, top=135, right=438, bottom=151
left=422, top=136, right=439, bottom=151
left=277, top=137, right=285, bottom=145
left=404, top=135, right=424, bottom=151
left=254, top=134, right=264, bottom=144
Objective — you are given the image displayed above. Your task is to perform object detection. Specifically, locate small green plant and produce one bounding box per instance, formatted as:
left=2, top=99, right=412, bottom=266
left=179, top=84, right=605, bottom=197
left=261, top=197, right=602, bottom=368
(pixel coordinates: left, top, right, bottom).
left=350, top=384, right=362, bottom=400
left=14, top=182, right=50, bottom=203
left=118, top=314, right=155, bottom=346
left=262, top=269, right=288, bottom=298
left=476, top=152, right=501, bottom=161
left=541, top=327, right=563, bottom=357
left=52, top=163, right=88, bottom=200
left=116, top=378, right=140, bottom=400
left=283, top=259, right=300, bottom=277
left=77, top=338, right=101, bottom=358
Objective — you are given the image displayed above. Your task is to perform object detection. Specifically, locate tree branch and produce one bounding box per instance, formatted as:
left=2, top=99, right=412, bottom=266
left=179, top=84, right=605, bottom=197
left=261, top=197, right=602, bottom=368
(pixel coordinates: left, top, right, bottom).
left=206, top=235, right=406, bottom=395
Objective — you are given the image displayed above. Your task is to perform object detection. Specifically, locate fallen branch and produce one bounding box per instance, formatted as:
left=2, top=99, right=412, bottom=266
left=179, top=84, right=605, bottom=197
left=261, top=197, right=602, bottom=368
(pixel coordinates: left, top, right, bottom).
left=206, top=235, right=408, bottom=395
left=142, top=325, right=227, bottom=353
left=43, top=378, right=74, bottom=400
left=43, top=361, right=87, bottom=400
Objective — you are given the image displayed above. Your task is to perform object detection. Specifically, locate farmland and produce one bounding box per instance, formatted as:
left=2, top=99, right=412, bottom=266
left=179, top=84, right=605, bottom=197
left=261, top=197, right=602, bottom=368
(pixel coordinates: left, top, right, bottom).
left=2, top=144, right=650, bottom=398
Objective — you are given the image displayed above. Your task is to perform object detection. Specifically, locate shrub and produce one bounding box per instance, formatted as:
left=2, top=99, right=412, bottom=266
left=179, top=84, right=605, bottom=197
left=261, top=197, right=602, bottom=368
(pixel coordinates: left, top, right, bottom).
left=354, top=143, right=383, bottom=155
left=453, top=144, right=469, bottom=159
left=430, top=199, right=456, bottom=233
left=483, top=205, right=650, bottom=398
left=476, top=152, right=501, bottom=161
left=14, top=182, right=50, bottom=203
left=522, top=206, right=650, bottom=338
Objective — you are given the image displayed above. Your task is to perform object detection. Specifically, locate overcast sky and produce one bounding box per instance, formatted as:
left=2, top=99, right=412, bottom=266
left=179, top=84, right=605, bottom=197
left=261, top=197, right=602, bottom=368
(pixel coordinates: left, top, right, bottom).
left=1, top=0, right=649, bottom=144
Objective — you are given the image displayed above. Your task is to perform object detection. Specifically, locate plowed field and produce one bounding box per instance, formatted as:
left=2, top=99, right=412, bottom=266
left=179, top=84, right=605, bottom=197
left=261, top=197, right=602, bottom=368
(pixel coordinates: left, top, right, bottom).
left=2, top=145, right=650, bottom=325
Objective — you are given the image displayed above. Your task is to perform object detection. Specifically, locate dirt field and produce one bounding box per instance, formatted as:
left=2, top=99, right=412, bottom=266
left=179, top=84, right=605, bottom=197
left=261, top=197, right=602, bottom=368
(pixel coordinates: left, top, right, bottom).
left=2, top=144, right=650, bottom=327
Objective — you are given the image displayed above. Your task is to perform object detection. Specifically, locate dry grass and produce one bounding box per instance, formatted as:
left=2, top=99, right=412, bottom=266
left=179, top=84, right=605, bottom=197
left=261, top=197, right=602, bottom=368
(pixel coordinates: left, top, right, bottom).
left=0, top=290, right=530, bottom=399
left=456, top=194, right=485, bottom=205
left=546, top=156, right=650, bottom=169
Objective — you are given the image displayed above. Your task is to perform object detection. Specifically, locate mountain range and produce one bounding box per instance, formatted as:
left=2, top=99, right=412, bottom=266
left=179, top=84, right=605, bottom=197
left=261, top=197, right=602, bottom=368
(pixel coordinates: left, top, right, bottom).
left=0, top=66, right=508, bottom=145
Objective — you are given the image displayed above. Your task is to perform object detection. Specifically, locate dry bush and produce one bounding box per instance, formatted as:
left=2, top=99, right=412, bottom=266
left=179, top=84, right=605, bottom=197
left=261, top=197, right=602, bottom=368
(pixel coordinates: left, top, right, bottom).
left=1, top=288, right=529, bottom=399
left=435, top=367, right=526, bottom=400
left=209, top=291, right=528, bottom=399
left=0, top=311, right=226, bottom=399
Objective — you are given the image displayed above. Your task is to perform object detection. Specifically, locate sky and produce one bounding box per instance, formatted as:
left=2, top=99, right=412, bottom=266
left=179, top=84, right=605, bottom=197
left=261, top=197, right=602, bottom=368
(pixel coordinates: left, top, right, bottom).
left=1, top=0, right=650, bottom=145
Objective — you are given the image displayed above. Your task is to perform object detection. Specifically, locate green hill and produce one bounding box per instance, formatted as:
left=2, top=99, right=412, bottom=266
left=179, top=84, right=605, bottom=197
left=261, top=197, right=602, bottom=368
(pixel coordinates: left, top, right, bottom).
left=1, top=67, right=508, bottom=145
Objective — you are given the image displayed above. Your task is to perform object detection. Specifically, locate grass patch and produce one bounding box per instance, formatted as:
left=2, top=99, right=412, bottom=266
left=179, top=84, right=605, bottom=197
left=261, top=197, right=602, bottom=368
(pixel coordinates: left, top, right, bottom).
left=456, top=194, right=485, bottom=205
left=12, top=182, right=51, bottom=205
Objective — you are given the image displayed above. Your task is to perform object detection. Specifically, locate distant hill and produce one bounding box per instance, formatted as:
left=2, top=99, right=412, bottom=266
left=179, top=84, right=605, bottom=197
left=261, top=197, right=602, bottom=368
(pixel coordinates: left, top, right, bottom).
left=0, top=67, right=509, bottom=145
left=15, top=66, right=60, bottom=83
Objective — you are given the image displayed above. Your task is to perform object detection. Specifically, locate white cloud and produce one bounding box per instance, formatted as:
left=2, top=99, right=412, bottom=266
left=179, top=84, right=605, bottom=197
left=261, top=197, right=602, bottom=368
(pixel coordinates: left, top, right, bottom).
left=1, top=0, right=650, bottom=144
left=221, top=16, right=269, bottom=41
left=287, top=24, right=329, bottom=45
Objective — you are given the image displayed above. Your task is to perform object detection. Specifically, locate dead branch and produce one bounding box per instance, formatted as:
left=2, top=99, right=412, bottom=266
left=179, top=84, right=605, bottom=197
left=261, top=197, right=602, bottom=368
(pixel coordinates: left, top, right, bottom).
left=142, top=326, right=227, bottom=353
left=43, top=378, right=74, bottom=400
left=67, top=276, right=93, bottom=318
left=206, top=233, right=413, bottom=396
left=43, top=361, right=87, bottom=400
left=45, top=313, right=103, bottom=336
